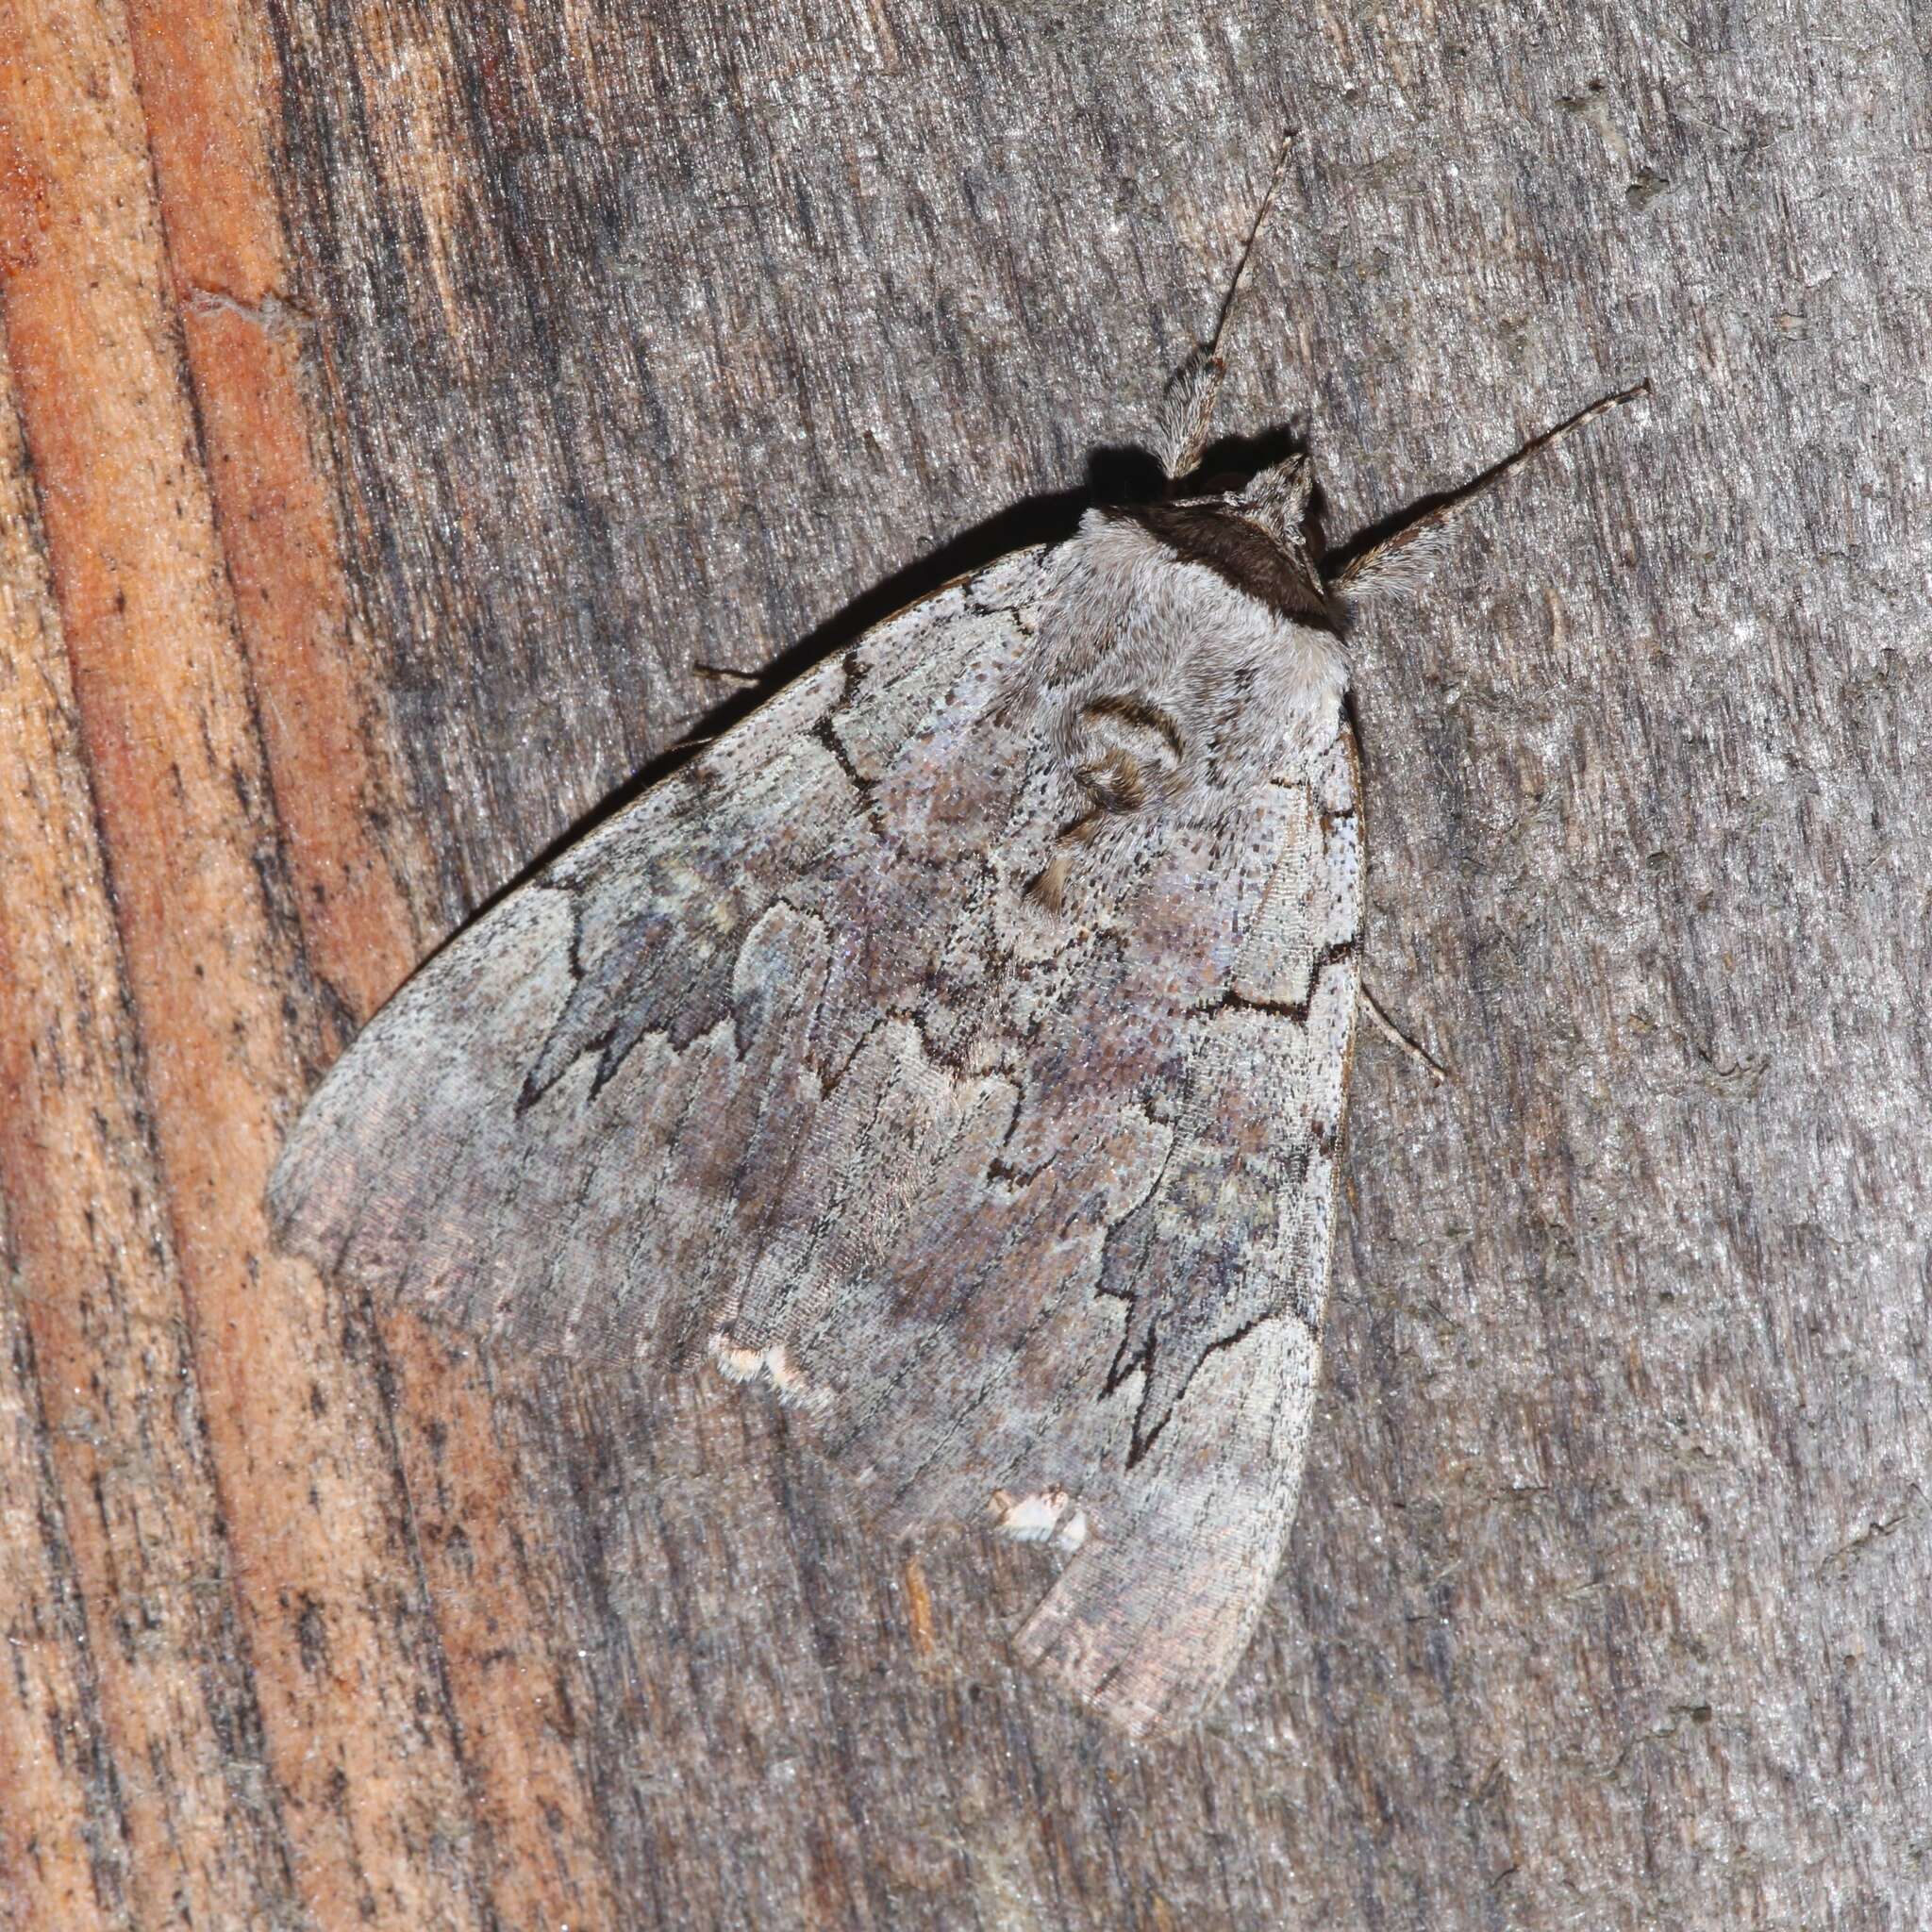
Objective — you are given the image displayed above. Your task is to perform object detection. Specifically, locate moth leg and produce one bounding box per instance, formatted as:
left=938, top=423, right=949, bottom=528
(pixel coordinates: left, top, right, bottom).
left=1357, top=981, right=1450, bottom=1083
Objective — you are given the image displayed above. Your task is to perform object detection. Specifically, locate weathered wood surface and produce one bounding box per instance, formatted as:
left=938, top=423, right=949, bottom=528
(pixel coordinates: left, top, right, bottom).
left=1, top=0, right=1924, bottom=1925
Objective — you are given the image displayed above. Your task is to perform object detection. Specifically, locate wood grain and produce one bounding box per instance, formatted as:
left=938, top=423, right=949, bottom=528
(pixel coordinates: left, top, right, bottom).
left=2, top=0, right=1925, bottom=1926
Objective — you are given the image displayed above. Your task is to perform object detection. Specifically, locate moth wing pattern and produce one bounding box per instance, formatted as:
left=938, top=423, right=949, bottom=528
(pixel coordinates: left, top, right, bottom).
left=272, top=533, right=1363, bottom=1738
left=270, top=548, right=1047, bottom=1365
left=1000, top=730, right=1361, bottom=1729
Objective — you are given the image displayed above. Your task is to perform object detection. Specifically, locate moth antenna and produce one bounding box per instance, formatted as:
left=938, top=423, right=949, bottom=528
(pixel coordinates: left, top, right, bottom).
left=1156, top=129, right=1299, bottom=482
left=1206, top=126, right=1298, bottom=367
left=1336, top=379, right=1651, bottom=597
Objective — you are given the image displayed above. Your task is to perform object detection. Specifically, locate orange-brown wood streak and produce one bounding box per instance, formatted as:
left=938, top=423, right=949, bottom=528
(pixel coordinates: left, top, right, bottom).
left=115, top=6, right=627, bottom=1924
left=0, top=324, right=278, bottom=1931
left=0, top=0, right=625, bottom=1922
left=123, top=0, right=425, bottom=1028
left=0, top=2, right=485, bottom=1924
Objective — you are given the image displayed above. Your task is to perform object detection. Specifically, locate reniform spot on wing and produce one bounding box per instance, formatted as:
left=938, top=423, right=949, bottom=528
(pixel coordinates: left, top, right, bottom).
left=1024, top=689, right=1188, bottom=912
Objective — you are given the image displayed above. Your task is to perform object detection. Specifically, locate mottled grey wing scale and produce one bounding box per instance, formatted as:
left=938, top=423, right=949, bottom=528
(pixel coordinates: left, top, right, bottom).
left=270, top=555, right=1012, bottom=1357
left=270, top=541, right=1362, bottom=1736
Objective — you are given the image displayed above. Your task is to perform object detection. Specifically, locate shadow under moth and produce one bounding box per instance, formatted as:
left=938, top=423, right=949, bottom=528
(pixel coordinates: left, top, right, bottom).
left=270, top=145, right=1643, bottom=1738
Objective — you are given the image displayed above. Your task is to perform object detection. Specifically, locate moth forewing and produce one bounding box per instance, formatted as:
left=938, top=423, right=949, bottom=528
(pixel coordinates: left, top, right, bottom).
left=270, top=500, right=1364, bottom=1738
left=269, top=130, right=1642, bottom=1733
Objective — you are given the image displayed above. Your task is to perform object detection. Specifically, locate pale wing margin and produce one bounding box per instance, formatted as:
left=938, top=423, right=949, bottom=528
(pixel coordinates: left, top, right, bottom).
left=268, top=547, right=1052, bottom=1365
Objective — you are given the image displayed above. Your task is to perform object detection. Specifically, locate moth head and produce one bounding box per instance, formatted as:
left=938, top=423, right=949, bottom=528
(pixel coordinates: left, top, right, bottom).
left=1228, top=453, right=1324, bottom=593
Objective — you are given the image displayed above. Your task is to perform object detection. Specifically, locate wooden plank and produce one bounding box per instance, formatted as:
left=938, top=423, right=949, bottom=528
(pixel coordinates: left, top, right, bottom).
left=124, top=0, right=429, bottom=1026
left=0, top=2, right=484, bottom=1923
left=120, top=4, right=629, bottom=1921
left=0, top=245, right=285, bottom=1932
left=1, top=0, right=1926, bottom=1924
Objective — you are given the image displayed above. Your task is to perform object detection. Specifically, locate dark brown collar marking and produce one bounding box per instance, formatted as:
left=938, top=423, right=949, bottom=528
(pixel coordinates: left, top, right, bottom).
left=1108, top=503, right=1333, bottom=626
left=1080, top=692, right=1185, bottom=758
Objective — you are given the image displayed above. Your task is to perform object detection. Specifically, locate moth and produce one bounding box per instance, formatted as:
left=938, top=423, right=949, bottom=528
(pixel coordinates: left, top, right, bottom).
left=270, top=150, right=1641, bottom=1737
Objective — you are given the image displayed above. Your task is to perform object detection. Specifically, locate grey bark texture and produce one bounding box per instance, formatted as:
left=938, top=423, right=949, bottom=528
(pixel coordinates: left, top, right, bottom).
left=2, top=0, right=1925, bottom=1927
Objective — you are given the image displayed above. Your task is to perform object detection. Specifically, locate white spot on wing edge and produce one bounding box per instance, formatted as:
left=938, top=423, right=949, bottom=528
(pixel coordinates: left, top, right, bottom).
left=707, top=1331, right=829, bottom=1413
left=990, top=1486, right=1091, bottom=1551
left=708, top=1335, right=764, bottom=1382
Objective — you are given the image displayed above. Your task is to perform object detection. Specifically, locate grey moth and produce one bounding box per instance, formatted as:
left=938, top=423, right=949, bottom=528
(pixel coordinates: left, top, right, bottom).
left=270, top=160, right=1641, bottom=1737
